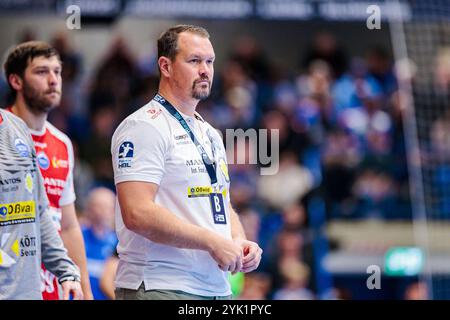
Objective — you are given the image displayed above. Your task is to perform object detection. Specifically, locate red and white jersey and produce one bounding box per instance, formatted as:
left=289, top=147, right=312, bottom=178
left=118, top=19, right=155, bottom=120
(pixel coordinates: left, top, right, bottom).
left=29, top=121, right=76, bottom=232
left=30, top=122, right=76, bottom=300
left=6, top=108, right=76, bottom=219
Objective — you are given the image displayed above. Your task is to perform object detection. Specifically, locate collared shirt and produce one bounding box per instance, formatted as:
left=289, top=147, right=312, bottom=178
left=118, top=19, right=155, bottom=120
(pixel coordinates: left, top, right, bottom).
left=111, top=99, right=232, bottom=297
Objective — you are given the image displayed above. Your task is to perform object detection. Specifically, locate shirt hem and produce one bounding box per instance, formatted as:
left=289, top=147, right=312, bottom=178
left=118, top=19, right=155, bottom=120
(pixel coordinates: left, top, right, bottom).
left=115, top=281, right=231, bottom=297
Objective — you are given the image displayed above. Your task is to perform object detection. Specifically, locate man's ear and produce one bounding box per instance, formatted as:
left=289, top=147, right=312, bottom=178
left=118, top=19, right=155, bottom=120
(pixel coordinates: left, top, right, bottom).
left=158, top=56, right=172, bottom=78
left=8, top=74, right=23, bottom=92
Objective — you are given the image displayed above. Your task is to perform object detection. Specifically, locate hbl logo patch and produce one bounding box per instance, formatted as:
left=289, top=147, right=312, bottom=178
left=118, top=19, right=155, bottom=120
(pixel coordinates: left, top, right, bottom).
left=118, top=141, right=134, bottom=168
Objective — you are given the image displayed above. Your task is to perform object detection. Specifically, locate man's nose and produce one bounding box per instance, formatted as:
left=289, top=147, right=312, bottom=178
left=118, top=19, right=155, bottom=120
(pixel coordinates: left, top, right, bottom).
left=198, top=62, right=210, bottom=77
left=48, top=71, right=59, bottom=86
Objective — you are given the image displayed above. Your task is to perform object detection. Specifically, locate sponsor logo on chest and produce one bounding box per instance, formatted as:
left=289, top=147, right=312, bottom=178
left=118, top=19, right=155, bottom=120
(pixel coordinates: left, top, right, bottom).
left=0, top=201, right=36, bottom=226
left=174, top=133, right=191, bottom=145
left=51, top=157, right=69, bottom=169
left=42, top=176, right=67, bottom=199
left=37, top=152, right=50, bottom=170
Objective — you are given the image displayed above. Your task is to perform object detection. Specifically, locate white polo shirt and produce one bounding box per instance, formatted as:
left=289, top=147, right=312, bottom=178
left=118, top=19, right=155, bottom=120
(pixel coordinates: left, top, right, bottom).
left=111, top=99, right=232, bottom=297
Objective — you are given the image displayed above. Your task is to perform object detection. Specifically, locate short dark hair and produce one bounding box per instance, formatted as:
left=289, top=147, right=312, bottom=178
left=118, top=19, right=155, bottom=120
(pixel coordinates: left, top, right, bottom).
left=157, top=25, right=209, bottom=61
left=3, top=41, right=60, bottom=91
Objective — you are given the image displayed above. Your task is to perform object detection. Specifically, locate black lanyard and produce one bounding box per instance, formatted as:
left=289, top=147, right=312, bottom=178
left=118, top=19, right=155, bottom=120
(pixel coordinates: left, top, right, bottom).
left=153, top=94, right=218, bottom=185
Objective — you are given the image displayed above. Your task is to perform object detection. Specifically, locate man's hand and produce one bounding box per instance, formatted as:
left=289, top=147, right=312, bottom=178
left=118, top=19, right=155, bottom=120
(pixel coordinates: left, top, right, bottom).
left=234, top=239, right=263, bottom=273
left=208, top=235, right=243, bottom=274
left=61, top=280, right=84, bottom=300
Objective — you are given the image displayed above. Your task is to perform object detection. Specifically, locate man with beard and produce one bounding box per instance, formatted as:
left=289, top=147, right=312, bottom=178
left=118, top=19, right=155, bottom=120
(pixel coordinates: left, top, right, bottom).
left=111, top=25, right=262, bottom=300
left=3, top=41, right=92, bottom=300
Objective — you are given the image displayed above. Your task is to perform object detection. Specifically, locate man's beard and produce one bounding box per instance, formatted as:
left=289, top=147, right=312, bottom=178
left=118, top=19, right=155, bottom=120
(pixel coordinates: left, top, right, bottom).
left=22, top=81, right=60, bottom=115
left=191, top=78, right=211, bottom=100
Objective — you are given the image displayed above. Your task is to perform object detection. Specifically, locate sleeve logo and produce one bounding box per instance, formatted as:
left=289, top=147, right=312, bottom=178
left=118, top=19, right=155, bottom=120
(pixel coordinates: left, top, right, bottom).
left=118, top=141, right=134, bottom=168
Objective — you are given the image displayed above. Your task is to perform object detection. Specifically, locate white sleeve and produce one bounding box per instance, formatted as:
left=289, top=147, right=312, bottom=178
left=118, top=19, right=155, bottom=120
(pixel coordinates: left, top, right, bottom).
left=59, top=137, right=76, bottom=206
left=112, top=118, right=169, bottom=185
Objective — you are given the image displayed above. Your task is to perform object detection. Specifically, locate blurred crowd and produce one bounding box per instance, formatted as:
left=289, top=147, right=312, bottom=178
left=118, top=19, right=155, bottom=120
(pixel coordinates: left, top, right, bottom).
left=1, top=28, right=449, bottom=300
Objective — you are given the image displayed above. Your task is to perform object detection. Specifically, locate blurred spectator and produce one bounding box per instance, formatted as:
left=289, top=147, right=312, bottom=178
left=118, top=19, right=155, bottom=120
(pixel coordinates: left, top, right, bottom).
left=272, top=260, right=315, bottom=300
left=0, top=29, right=39, bottom=106
left=125, top=74, right=159, bottom=117
left=260, top=109, right=306, bottom=159
left=206, top=58, right=259, bottom=131
left=433, top=47, right=450, bottom=94
left=404, top=281, right=429, bottom=300
left=47, top=32, right=87, bottom=142
left=332, top=57, right=383, bottom=115
left=265, top=228, right=314, bottom=295
left=81, top=100, right=118, bottom=189
left=386, top=90, right=412, bottom=218
left=366, top=46, right=398, bottom=97
left=227, top=139, right=260, bottom=210
left=81, top=187, right=118, bottom=300
left=430, top=112, right=450, bottom=158
left=17, top=27, right=37, bottom=43
left=295, top=60, right=335, bottom=129
left=429, top=112, right=450, bottom=216
left=237, top=272, right=272, bottom=300
left=89, top=35, right=139, bottom=121
left=229, top=36, right=275, bottom=114
left=351, top=169, right=397, bottom=219
left=282, top=202, right=308, bottom=231
left=238, top=207, right=261, bottom=244
left=257, top=151, right=313, bottom=211
left=0, top=75, right=9, bottom=108
left=258, top=200, right=309, bottom=255
left=230, top=36, right=271, bottom=82
left=72, top=142, right=95, bottom=211
left=301, top=31, right=348, bottom=79
left=272, top=78, right=297, bottom=115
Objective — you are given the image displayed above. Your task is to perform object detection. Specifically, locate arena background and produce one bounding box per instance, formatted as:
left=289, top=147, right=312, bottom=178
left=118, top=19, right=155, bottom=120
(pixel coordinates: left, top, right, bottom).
left=0, top=0, right=449, bottom=300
